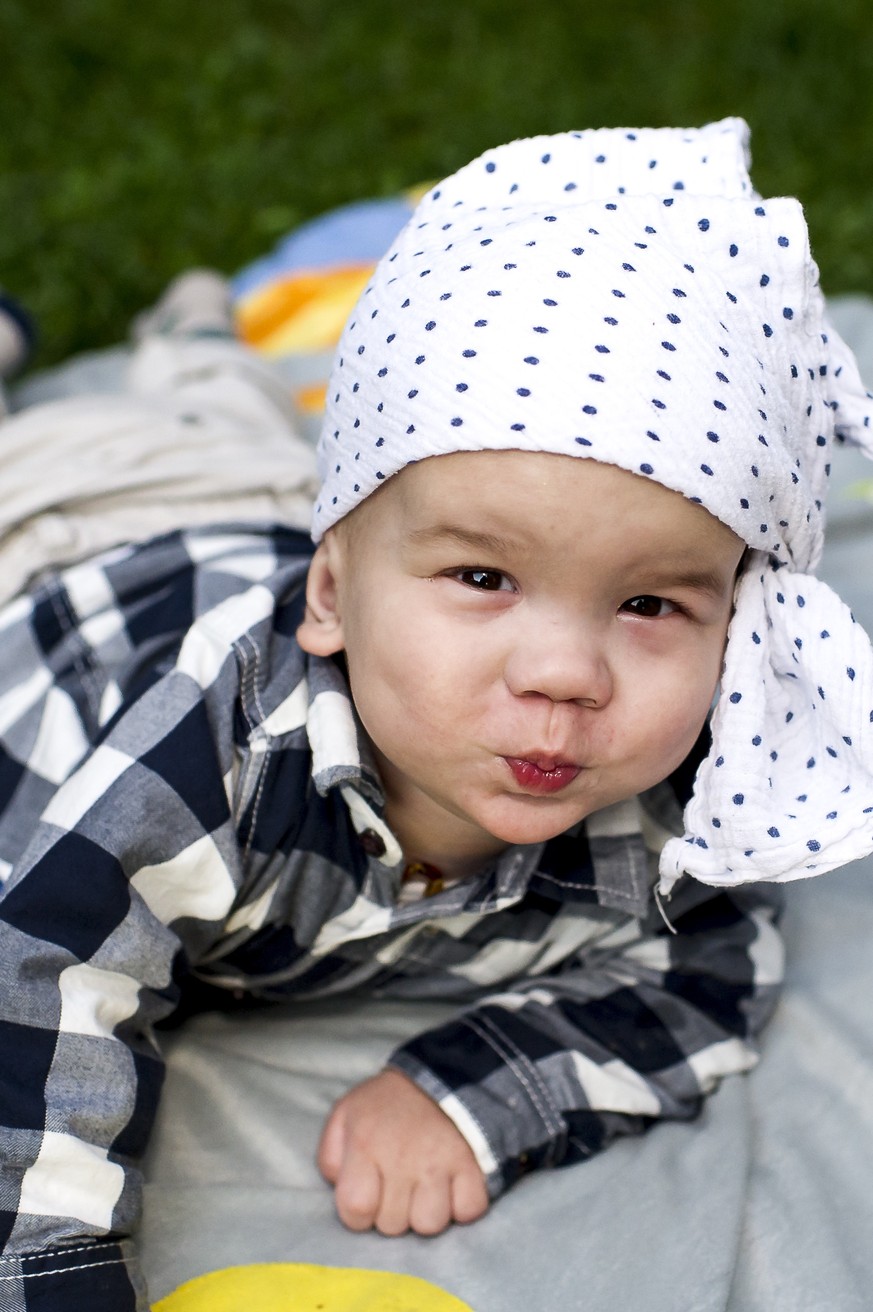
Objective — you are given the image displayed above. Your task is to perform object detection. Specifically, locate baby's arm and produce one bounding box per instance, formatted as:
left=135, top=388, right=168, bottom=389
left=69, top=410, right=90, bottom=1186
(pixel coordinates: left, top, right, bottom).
left=378, top=879, right=784, bottom=1205
left=0, top=582, right=274, bottom=1311
left=318, top=1069, right=488, bottom=1235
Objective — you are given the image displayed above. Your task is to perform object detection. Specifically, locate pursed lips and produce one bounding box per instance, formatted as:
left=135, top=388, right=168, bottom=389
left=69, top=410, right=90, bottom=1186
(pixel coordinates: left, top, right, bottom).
left=502, top=756, right=582, bottom=793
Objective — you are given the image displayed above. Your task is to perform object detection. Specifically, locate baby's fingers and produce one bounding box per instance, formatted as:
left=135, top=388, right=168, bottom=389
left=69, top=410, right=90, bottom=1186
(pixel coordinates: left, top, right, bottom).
left=373, top=1173, right=417, bottom=1237
left=333, top=1148, right=383, bottom=1232
left=407, top=1177, right=455, bottom=1237
left=451, top=1168, right=490, bottom=1226
left=316, top=1103, right=346, bottom=1184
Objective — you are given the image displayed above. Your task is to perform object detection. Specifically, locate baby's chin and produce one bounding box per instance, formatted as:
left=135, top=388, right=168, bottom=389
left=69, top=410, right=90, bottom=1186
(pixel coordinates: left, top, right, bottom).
left=477, top=797, right=597, bottom=848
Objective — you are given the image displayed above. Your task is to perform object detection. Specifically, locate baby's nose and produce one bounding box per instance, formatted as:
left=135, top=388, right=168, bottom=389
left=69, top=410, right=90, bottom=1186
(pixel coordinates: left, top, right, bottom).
left=503, top=617, right=613, bottom=707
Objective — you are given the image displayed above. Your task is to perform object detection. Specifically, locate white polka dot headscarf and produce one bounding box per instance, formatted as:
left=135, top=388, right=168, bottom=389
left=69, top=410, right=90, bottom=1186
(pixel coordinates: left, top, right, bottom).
left=315, top=117, right=873, bottom=893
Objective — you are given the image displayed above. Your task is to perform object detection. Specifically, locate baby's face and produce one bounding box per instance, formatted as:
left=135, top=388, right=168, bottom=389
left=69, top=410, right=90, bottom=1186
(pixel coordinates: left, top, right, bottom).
left=300, top=450, right=744, bottom=872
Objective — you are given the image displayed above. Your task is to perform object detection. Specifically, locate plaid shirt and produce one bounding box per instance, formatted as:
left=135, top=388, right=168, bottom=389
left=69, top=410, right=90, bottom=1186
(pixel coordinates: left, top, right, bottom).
left=0, top=525, right=784, bottom=1311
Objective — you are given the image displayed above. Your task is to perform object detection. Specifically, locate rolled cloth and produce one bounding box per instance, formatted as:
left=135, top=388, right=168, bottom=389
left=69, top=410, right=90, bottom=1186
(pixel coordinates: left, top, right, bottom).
left=314, top=118, right=873, bottom=892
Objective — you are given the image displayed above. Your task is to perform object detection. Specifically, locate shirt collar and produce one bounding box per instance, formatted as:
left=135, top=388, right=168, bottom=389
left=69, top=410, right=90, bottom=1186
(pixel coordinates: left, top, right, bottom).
left=306, top=653, right=384, bottom=806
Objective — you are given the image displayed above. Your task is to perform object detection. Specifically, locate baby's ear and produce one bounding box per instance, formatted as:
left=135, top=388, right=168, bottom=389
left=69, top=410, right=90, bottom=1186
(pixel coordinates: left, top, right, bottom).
left=296, top=536, right=346, bottom=656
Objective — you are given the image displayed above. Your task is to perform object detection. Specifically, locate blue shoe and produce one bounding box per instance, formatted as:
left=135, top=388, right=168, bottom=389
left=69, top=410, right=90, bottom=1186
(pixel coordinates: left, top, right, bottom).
left=0, top=292, right=37, bottom=376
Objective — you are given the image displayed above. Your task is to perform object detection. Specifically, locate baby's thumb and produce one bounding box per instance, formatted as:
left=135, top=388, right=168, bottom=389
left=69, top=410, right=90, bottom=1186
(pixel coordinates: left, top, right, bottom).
left=316, top=1100, right=347, bottom=1183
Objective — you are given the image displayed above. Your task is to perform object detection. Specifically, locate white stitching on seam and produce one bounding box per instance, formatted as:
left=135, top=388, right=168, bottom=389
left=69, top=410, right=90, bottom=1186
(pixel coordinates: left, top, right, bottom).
left=462, top=1012, right=564, bottom=1137
left=533, top=869, right=644, bottom=902
left=0, top=1243, right=116, bottom=1264
left=233, top=633, right=273, bottom=870
left=0, top=1258, right=125, bottom=1281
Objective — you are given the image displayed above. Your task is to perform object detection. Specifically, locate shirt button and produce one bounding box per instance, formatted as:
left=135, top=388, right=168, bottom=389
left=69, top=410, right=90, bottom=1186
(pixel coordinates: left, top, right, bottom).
left=358, top=828, right=386, bottom=857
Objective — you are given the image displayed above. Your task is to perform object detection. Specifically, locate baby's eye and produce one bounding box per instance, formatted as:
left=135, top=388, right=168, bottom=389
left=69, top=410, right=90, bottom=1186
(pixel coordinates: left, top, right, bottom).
left=621, top=594, right=676, bottom=618
left=454, top=568, right=514, bottom=592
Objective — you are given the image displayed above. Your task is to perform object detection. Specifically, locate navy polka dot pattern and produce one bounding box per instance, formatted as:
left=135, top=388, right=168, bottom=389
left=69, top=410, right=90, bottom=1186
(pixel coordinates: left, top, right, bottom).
left=660, top=566, right=873, bottom=892
left=314, top=117, right=873, bottom=892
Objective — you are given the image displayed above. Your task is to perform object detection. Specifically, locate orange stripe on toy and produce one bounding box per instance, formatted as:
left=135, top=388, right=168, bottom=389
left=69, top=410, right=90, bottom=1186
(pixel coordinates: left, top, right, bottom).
left=237, top=266, right=375, bottom=356
left=294, top=381, right=329, bottom=414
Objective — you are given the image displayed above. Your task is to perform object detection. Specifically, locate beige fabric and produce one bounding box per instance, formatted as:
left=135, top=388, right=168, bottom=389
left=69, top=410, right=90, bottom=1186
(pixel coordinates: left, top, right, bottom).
left=0, top=335, right=318, bottom=606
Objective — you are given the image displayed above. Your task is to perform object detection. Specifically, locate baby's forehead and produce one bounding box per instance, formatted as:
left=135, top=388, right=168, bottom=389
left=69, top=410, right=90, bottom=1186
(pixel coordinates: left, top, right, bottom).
left=342, top=448, right=742, bottom=563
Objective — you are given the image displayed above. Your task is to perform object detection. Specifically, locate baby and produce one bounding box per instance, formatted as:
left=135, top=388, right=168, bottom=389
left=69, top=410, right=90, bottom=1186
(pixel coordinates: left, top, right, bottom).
left=1, top=118, right=871, bottom=1311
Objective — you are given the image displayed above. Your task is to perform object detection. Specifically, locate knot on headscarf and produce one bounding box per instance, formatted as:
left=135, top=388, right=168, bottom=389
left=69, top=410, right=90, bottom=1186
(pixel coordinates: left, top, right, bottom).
left=660, top=559, right=873, bottom=890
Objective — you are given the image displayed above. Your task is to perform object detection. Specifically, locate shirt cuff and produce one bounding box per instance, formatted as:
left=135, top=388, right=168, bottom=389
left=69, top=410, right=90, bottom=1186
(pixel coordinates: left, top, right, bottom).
left=389, top=1011, right=568, bottom=1198
left=0, top=1240, right=146, bottom=1311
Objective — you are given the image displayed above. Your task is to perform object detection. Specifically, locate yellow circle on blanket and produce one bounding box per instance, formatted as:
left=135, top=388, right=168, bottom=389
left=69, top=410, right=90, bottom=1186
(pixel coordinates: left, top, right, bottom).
left=154, top=1262, right=474, bottom=1311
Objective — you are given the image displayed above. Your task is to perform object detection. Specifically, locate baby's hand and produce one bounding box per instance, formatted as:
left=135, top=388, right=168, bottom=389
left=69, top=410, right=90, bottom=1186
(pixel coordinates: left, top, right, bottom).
left=317, top=1068, right=489, bottom=1236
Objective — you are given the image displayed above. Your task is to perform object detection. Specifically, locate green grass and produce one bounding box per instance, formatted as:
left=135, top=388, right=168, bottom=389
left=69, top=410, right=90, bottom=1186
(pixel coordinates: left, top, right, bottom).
left=2, top=0, right=873, bottom=367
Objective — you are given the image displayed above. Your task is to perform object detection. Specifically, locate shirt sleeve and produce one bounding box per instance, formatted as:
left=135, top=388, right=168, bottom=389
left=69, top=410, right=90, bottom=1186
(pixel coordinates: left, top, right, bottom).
left=388, top=877, right=784, bottom=1198
left=0, top=610, right=256, bottom=1310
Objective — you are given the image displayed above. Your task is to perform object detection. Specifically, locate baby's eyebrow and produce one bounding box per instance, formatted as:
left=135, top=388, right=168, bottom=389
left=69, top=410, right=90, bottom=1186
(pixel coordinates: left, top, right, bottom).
left=644, top=566, right=733, bottom=597
left=407, top=523, right=516, bottom=555
left=407, top=526, right=736, bottom=596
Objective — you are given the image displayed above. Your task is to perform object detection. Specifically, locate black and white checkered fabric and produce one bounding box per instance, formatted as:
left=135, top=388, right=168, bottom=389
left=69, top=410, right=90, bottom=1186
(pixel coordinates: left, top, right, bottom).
left=0, top=525, right=783, bottom=1310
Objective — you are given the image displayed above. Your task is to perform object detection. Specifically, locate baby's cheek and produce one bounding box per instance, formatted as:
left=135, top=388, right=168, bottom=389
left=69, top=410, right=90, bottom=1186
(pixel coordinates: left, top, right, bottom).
left=661, top=701, right=711, bottom=764
left=630, top=686, right=706, bottom=767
